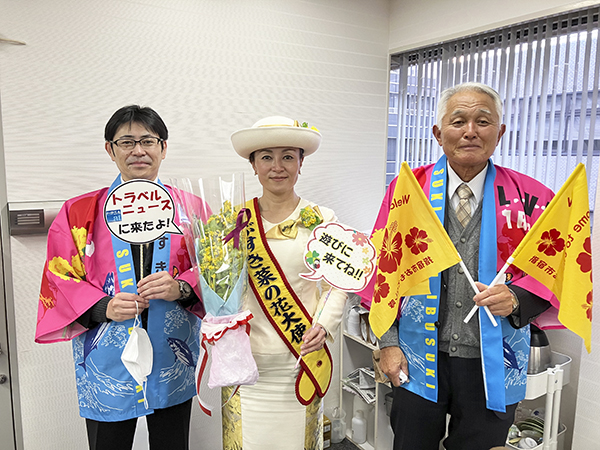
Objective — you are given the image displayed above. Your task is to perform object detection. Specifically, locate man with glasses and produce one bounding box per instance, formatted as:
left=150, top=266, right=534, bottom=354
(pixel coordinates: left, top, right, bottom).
left=36, top=105, right=203, bottom=450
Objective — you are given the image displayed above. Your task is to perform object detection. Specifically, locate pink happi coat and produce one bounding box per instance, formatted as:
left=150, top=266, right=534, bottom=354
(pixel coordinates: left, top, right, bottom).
left=36, top=185, right=206, bottom=421
left=36, top=186, right=203, bottom=342
left=361, top=161, right=562, bottom=330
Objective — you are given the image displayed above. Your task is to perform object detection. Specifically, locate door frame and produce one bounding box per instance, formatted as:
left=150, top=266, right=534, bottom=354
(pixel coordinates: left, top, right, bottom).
left=0, top=92, right=24, bottom=450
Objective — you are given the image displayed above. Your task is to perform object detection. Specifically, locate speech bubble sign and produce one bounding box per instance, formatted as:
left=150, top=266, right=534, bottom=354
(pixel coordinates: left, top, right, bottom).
left=300, top=222, right=376, bottom=292
left=104, top=179, right=182, bottom=244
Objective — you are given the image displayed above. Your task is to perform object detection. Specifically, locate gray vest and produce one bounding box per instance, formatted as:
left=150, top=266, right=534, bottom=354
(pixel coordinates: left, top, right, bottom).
left=438, top=199, right=483, bottom=358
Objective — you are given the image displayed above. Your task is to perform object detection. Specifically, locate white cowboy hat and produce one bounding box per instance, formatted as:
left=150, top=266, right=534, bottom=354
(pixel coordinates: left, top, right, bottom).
left=231, top=116, right=321, bottom=160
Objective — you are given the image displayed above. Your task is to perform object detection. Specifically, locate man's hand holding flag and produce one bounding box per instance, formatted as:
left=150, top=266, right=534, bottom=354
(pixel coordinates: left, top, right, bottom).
left=464, top=163, right=593, bottom=352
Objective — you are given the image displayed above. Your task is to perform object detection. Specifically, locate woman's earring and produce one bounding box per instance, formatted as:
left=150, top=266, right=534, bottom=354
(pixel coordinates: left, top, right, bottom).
left=299, top=170, right=302, bottom=175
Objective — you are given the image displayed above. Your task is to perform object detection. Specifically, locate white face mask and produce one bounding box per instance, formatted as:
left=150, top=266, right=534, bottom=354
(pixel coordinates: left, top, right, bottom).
left=121, top=313, right=153, bottom=408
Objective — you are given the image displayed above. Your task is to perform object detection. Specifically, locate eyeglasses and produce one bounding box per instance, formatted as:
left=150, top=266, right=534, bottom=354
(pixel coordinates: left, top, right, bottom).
left=109, top=137, right=164, bottom=150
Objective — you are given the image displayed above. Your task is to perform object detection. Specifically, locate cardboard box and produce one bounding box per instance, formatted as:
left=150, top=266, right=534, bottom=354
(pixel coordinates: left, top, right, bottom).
left=323, top=415, right=332, bottom=448
left=323, top=415, right=331, bottom=433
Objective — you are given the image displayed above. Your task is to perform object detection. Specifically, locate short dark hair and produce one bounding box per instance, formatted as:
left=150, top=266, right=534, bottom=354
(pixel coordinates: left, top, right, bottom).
left=104, top=105, right=168, bottom=142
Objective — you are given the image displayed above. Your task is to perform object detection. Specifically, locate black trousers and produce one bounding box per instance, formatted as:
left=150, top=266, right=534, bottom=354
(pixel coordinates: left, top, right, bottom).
left=389, top=352, right=517, bottom=450
left=85, top=398, right=193, bottom=450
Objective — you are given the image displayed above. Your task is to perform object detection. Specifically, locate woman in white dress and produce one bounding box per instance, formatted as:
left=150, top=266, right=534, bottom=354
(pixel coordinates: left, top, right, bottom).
left=226, top=116, right=347, bottom=450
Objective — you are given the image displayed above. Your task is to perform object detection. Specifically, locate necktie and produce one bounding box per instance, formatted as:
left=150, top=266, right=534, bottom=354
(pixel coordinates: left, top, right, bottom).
left=456, top=183, right=473, bottom=228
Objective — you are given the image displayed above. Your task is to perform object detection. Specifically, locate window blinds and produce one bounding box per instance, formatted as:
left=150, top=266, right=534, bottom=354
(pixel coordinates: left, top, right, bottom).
left=388, top=6, right=600, bottom=208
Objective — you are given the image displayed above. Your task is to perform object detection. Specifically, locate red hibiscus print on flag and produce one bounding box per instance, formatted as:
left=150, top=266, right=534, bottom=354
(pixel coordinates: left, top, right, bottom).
left=405, top=227, right=431, bottom=255
left=379, top=228, right=403, bottom=273
left=583, top=290, right=593, bottom=321
left=373, top=273, right=390, bottom=304
left=576, top=237, right=593, bottom=282
left=537, top=229, right=565, bottom=256
left=498, top=221, right=525, bottom=263
left=388, top=298, right=397, bottom=309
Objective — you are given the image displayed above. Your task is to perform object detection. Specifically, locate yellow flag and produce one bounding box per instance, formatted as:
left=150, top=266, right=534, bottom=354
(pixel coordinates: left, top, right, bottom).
left=369, top=162, right=461, bottom=338
left=509, top=164, right=592, bottom=352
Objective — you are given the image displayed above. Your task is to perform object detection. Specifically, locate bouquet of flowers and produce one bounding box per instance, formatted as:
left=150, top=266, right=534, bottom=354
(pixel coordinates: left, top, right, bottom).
left=171, top=174, right=257, bottom=415
left=195, top=198, right=247, bottom=314
left=171, top=174, right=249, bottom=316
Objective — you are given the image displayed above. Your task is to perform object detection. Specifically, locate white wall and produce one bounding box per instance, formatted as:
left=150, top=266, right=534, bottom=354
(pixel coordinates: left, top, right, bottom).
left=569, top=325, right=600, bottom=449
left=388, top=1, right=600, bottom=449
left=389, top=0, right=600, bottom=52
left=0, top=1, right=390, bottom=449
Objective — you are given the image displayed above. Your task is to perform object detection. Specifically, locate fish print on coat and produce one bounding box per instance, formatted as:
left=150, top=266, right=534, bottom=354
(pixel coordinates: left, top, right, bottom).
left=167, top=337, right=195, bottom=367
left=103, top=272, right=115, bottom=297
left=78, top=272, right=115, bottom=372
left=503, top=337, right=522, bottom=374
left=80, top=322, right=110, bottom=372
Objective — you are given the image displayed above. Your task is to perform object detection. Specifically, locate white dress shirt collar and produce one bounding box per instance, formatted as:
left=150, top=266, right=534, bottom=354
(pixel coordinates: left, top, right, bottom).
left=447, top=162, right=488, bottom=210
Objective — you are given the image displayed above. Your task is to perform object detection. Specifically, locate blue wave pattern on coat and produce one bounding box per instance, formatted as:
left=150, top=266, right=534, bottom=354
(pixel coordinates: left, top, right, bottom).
left=73, top=299, right=200, bottom=421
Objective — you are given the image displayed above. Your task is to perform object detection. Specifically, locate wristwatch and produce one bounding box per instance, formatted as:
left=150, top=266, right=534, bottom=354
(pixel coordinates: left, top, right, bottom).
left=509, top=288, right=519, bottom=313
left=177, top=280, right=192, bottom=300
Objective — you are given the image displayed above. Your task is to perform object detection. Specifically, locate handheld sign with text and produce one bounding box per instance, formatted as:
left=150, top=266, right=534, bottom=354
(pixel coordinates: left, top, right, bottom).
left=294, top=222, right=376, bottom=369
left=300, top=222, right=376, bottom=292
left=104, top=179, right=183, bottom=244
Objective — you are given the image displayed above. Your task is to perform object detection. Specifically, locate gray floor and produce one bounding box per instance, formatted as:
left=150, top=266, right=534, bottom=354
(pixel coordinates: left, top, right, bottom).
left=330, top=438, right=361, bottom=450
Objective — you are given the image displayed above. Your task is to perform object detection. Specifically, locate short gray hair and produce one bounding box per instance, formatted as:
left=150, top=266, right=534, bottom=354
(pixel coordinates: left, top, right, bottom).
left=436, top=82, right=503, bottom=127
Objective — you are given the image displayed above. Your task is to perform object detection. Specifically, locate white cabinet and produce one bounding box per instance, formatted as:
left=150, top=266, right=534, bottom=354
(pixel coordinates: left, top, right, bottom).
left=336, top=298, right=394, bottom=450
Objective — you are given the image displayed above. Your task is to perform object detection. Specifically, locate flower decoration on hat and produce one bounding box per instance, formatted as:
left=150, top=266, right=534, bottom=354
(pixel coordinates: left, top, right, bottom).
left=300, top=121, right=320, bottom=132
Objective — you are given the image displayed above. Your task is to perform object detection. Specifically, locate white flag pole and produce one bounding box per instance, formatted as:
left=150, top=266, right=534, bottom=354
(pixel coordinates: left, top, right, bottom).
left=463, top=258, right=514, bottom=324
left=457, top=258, right=498, bottom=327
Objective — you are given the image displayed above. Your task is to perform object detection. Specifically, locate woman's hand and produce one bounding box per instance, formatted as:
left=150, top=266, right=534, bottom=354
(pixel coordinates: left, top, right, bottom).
left=300, top=325, right=327, bottom=356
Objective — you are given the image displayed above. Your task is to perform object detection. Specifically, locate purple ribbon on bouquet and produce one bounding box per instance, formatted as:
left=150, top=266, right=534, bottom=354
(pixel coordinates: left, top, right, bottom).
left=223, top=208, right=251, bottom=249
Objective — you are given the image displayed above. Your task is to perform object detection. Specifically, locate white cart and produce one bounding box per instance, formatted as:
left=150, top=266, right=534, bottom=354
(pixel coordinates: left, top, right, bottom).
left=507, top=352, right=572, bottom=450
